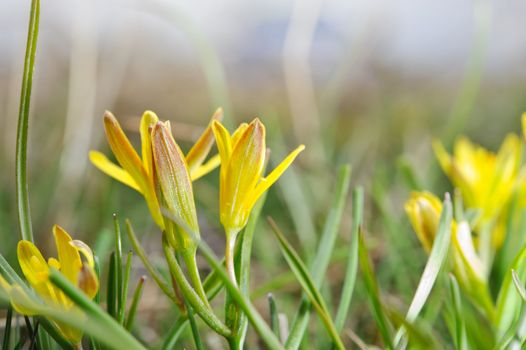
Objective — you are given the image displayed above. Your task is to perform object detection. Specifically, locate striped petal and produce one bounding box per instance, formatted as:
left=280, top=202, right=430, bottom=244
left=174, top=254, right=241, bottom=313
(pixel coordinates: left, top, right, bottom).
left=152, top=122, right=199, bottom=237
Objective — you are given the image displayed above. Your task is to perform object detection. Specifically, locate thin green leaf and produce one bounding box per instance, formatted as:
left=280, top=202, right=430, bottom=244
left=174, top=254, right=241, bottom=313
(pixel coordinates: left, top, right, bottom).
left=160, top=317, right=187, bottom=350
left=124, top=220, right=179, bottom=304
left=125, top=276, right=146, bottom=331
left=113, top=214, right=123, bottom=321
left=358, top=230, right=394, bottom=349
left=48, top=268, right=146, bottom=350
left=268, top=293, right=281, bottom=340
left=268, top=218, right=345, bottom=350
left=2, top=307, right=13, bottom=350
left=183, top=300, right=205, bottom=350
left=198, top=241, right=285, bottom=350
left=16, top=0, right=40, bottom=242
left=448, top=275, right=468, bottom=350
left=496, top=242, right=526, bottom=340
left=394, top=193, right=453, bottom=348
left=162, top=235, right=231, bottom=338
left=334, top=186, right=363, bottom=333
left=285, top=164, right=351, bottom=349
left=107, top=252, right=117, bottom=318
left=119, top=251, right=133, bottom=324
left=226, top=191, right=267, bottom=348
left=512, top=269, right=526, bottom=302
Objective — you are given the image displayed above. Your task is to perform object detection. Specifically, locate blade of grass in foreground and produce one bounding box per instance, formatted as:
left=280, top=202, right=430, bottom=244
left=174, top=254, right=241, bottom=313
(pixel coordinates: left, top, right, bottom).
left=448, top=275, right=468, bottom=350
left=358, top=230, right=393, bottom=349
left=285, top=164, right=351, bottom=350
left=49, top=268, right=146, bottom=350
left=393, top=193, right=453, bottom=348
left=269, top=219, right=345, bottom=350
left=334, top=186, right=363, bottom=333
left=16, top=0, right=40, bottom=242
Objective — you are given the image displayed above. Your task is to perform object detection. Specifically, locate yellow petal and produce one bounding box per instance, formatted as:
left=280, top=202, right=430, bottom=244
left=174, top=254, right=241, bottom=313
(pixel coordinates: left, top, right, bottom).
left=152, top=122, right=199, bottom=236
left=18, top=241, right=49, bottom=286
left=186, top=108, right=223, bottom=175
left=103, top=111, right=164, bottom=229
left=70, top=240, right=95, bottom=268
left=53, top=225, right=82, bottom=285
left=190, top=154, right=220, bottom=181
left=522, top=112, right=526, bottom=139
left=432, top=139, right=452, bottom=177
left=231, top=122, right=249, bottom=148
left=78, top=265, right=99, bottom=300
left=89, top=151, right=141, bottom=193
left=140, top=110, right=159, bottom=177
left=247, top=144, right=305, bottom=212
left=404, top=191, right=443, bottom=253
left=222, top=119, right=266, bottom=231
left=212, top=120, right=233, bottom=167
left=48, top=258, right=61, bottom=270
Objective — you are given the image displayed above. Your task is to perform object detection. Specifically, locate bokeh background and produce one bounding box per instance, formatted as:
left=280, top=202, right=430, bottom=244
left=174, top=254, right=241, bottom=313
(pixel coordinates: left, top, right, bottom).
left=2, top=0, right=526, bottom=347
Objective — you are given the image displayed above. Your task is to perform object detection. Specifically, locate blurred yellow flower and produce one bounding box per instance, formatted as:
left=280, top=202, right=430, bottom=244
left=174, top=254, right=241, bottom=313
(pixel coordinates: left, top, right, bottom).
left=212, top=118, right=305, bottom=236
left=433, top=134, right=522, bottom=246
left=90, top=109, right=222, bottom=229
left=405, top=192, right=494, bottom=318
left=0, top=225, right=98, bottom=344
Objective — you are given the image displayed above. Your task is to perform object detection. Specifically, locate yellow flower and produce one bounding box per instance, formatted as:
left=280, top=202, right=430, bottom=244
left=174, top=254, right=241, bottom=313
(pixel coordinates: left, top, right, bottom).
left=405, top=192, right=494, bottom=317
left=212, top=118, right=305, bottom=235
left=433, top=134, right=522, bottom=246
left=0, top=225, right=98, bottom=344
left=90, top=109, right=222, bottom=229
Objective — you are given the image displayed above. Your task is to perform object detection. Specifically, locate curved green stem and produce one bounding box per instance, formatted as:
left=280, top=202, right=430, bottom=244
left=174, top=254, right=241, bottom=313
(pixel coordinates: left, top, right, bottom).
left=225, top=231, right=239, bottom=288
left=162, top=234, right=231, bottom=338
left=182, top=249, right=210, bottom=309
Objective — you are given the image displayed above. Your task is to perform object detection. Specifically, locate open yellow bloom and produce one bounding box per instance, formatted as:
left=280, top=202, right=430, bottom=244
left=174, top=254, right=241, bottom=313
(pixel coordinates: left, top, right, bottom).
left=90, top=109, right=222, bottom=229
left=0, top=225, right=98, bottom=344
left=405, top=192, right=494, bottom=317
left=433, top=135, right=522, bottom=246
left=212, top=118, right=305, bottom=235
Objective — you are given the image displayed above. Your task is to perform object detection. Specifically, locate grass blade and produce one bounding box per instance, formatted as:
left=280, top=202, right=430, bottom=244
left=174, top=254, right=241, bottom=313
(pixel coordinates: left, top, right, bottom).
left=113, top=215, right=123, bottom=321
left=125, top=276, right=146, bottom=331
left=448, top=275, right=468, bottom=350
left=184, top=300, right=205, bottom=350
left=48, top=268, right=146, bottom=350
left=512, top=269, right=526, bottom=302
left=268, top=293, right=281, bottom=340
left=107, top=251, right=117, bottom=318
left=269, top=219, right=345, bottom=350
left=16, top=0, right=40, bottom=242
left=334, top=186, right=363, bottom=332
left=285, top=164, right=351, bottom=349
left=2, top=307, right=13, bottom=350
left=198, top=241, right=286, bottom=350
left=125, top=219, right=179, bottom=305
left=119, top=251, right=133, bottom=324
left=394, top=193, right=453, bottom=347
left=358, top=230, right=394, bottom=349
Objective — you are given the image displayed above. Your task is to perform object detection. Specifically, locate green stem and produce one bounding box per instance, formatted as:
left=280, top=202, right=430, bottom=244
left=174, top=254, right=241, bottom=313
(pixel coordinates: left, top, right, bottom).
left=16, top=0, right=40, bottom=242
left=225, top=231, right=239, bottom=288
left=162, top=234, right=231, bottom=338
left=182, top=249, right=210, bottom=308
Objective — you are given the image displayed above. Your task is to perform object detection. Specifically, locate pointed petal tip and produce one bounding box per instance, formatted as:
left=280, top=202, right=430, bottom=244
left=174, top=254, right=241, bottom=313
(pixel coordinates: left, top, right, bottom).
left=212, top=107, right=224, bottom=121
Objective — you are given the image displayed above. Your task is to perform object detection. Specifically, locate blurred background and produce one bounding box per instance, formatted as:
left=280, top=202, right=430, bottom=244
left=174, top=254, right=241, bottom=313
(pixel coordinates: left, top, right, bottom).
left=2, top=0, right=526, bottom=347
